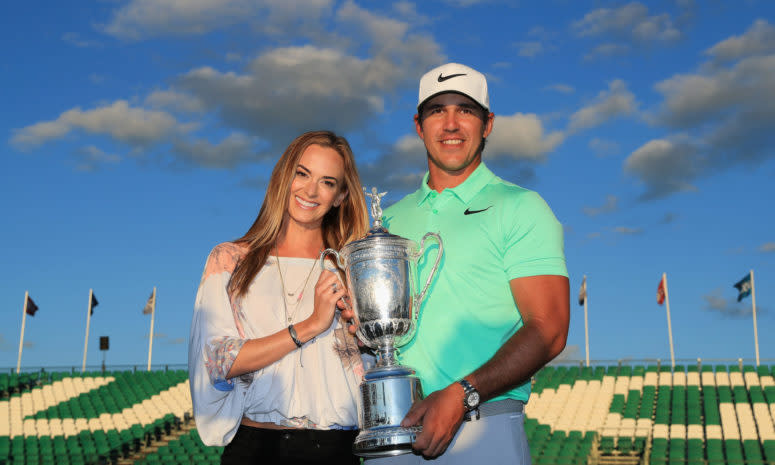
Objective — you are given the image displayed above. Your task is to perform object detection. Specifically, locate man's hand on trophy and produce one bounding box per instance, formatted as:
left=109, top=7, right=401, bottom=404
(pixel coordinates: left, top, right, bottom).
left=401, top=384, right=466, bottom=458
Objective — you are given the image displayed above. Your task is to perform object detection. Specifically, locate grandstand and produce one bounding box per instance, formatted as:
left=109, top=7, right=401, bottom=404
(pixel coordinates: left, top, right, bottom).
left=1, top=361, right=774, bottom=464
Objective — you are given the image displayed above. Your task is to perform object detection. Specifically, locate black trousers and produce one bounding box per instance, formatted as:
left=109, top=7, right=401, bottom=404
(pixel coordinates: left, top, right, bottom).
left=221, top=424, right=360, bottom=465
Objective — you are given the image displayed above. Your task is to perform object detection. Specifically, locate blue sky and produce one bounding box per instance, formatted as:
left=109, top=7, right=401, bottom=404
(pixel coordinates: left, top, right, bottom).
left=2, top=0, right=774, bottom=370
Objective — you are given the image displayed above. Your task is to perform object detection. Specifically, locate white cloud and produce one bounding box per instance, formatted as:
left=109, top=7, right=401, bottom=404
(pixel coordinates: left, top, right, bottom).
left=172, top=132, right=257, bottom=168
left=705, top=19, right=775, bottom=64
left=584, top=43, right=630, bottom=61
left=487, top=113, right=565, bottom=161
left=392, top=1, right=424, bottom=21
left=624, top=137, right=700, bottom=199
left=225, top=52, right=242, bottom=63
left=75, top=146, right=122, bottom=172
left=102, top=0, right=334, bottom=40
left=80, top=145, right=121, bottom=163
left=588, top=137, right=620, bottom=157
left=613, top=226, right=642, bottom=235
left=337, top=1, right=408, bottom=46
left=573, top=2, right=681, bottom=42
left=443, top=0, right=489, bottom=6
left=659, top=212, right=677, bottom=224
left=654, top=56, right=775, bottom=128
left=544, top=84, right=574, bottom=94
left=145, top=90, right=205, bottom=113
left=11, top=120, right=70, bottom=147
left=760, top=242, right=775, bottom=253
left=583, top=195, right=618, bottom=216
left=11, top=100, right=191, bottom=149
left=516, top=41, right=544, bottom=57
left=569, top=80, right=638, bottom=132
left=336, top=1, right=442, bottom=71
left=702, top=289, right=756, bottom=318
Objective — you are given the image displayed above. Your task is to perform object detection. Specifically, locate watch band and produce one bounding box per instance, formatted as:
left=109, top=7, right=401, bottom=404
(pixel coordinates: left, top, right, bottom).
left=458, top=379, right=479, bottom=409
left=287, top=325, right=303, bottom=348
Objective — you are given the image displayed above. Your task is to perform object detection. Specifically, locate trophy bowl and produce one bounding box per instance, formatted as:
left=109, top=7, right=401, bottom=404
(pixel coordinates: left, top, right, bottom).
left=322, top=228, right=442, bottom=367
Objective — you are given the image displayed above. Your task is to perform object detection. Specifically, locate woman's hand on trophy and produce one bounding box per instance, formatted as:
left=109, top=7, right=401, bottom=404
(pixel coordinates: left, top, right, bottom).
left=309, top=270, right=348, bottom=335
left=337, top=297, right=365, bottom=346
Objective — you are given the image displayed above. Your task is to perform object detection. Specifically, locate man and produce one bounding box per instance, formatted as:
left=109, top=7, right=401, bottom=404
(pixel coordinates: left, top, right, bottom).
left=375, top=63, right=570, bottom=464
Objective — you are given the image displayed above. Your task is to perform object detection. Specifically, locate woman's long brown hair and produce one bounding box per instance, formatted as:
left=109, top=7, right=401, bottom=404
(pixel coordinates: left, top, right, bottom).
left=228, top=131, right=369, bottom=300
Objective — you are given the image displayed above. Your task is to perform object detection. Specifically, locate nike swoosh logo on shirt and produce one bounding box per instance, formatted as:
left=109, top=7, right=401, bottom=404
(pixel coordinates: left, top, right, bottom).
left=464, top=206, right=492, bottom=215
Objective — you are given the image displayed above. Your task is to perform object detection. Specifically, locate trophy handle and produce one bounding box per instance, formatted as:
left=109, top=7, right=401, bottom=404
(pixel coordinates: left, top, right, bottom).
left=414, top=232, right=443, bottom=309
left=319, top=248, right=345, bottom=271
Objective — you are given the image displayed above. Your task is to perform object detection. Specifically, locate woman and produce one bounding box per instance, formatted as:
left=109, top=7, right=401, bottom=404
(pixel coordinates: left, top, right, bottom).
left=188, top=130, right=369, bottom=464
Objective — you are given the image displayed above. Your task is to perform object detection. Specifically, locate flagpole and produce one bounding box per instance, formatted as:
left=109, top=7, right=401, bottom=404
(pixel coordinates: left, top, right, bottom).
left=663, top=273, right=675, bottom=369
left=750, top=269, right=759, bottom=366
left=147, top=287, right=156, bottom=372
left=82, top=289, right=94, bottom=373
left=16, top=291, right=29, bottom=374
left=583, top=276, right=590, bottom=367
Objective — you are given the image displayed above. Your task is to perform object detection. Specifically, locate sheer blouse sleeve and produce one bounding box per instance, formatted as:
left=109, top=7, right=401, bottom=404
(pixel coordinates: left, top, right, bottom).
left=187, top=242, right=250, bottom=446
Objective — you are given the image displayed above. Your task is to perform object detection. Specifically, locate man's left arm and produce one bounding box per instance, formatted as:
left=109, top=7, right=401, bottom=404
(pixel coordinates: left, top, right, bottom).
left=402, top=274, right=570, bottom=458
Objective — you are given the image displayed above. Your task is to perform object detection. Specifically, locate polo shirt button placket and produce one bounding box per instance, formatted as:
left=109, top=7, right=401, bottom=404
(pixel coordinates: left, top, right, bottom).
left=427, top=194, right=440, bottom=229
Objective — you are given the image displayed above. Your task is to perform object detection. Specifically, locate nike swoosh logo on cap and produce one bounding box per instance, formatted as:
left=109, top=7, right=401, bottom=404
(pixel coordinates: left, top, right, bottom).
left=438, top=73, right=466, bottom=82
left=464, top=206, right=492, bottom=215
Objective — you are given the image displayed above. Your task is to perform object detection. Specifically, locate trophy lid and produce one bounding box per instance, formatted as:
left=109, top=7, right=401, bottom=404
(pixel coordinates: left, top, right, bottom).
left=340, top=187, right=417, bottom=257
left=342, top=222, right=417, bottom=255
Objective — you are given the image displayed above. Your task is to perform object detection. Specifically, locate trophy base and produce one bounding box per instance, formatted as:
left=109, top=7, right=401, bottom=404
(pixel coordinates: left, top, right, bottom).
left=353, top=425, right=422, bottom=457
left=354, top=368, right=424, bottom=457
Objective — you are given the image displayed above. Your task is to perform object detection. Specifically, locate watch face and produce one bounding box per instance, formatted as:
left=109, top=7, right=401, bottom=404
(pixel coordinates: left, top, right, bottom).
left=466, top=391, right=480, bottom=408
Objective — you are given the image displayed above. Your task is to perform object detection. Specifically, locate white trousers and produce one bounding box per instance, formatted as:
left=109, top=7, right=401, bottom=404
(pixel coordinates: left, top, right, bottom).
left=365, top=403, right=531, bottom=465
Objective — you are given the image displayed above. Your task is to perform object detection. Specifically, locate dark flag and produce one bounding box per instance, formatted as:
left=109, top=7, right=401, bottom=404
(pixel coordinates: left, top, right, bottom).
left=734, top=272, right=752, bottom=302
left=656, top=277, right=666, bottom=305
left=26, top=296, right=39, bottom=316
left=90, top=293, right=99, bottom=315
left=142, top=291, right=154, bottom=315
left=578, top=276, right=587, bottom=306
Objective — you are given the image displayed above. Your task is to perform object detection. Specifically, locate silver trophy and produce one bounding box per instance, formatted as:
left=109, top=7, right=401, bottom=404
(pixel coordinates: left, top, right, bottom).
left=321, top=187, right=443, bottom=457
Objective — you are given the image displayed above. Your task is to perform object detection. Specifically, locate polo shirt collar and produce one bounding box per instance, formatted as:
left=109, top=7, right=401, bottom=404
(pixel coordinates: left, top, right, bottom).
left=418, top=162, right=496, bottom=205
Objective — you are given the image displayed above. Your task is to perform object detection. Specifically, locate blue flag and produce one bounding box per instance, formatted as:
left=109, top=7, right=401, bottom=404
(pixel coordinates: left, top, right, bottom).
left=733, top=272, right=752, bottom=302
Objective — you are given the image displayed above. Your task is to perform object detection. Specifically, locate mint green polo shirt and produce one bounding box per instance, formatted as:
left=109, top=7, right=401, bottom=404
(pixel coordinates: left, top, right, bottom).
left=382, top=162, right=567, bottom=403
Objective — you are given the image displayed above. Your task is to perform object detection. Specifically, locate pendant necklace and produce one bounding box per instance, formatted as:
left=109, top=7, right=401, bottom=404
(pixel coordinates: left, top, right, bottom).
left=275, top=246, right=319, bottom=325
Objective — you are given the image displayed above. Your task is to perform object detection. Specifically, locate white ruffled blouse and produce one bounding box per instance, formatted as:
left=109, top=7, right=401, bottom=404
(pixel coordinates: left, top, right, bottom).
left=188, top=242, right=364, bottom=446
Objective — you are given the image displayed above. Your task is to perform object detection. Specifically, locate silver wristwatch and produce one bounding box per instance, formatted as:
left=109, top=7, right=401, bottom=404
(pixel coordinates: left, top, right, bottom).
left=458, top=379, right=480, bottom=419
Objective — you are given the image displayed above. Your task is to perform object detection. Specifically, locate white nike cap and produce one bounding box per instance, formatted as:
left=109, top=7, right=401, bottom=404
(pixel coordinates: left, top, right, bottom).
left=417, top=63, right=489, bottom=112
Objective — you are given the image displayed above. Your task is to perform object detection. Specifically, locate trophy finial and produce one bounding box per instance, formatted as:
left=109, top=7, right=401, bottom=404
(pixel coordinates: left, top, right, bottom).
left=363, top=186, right=387, bottom=229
